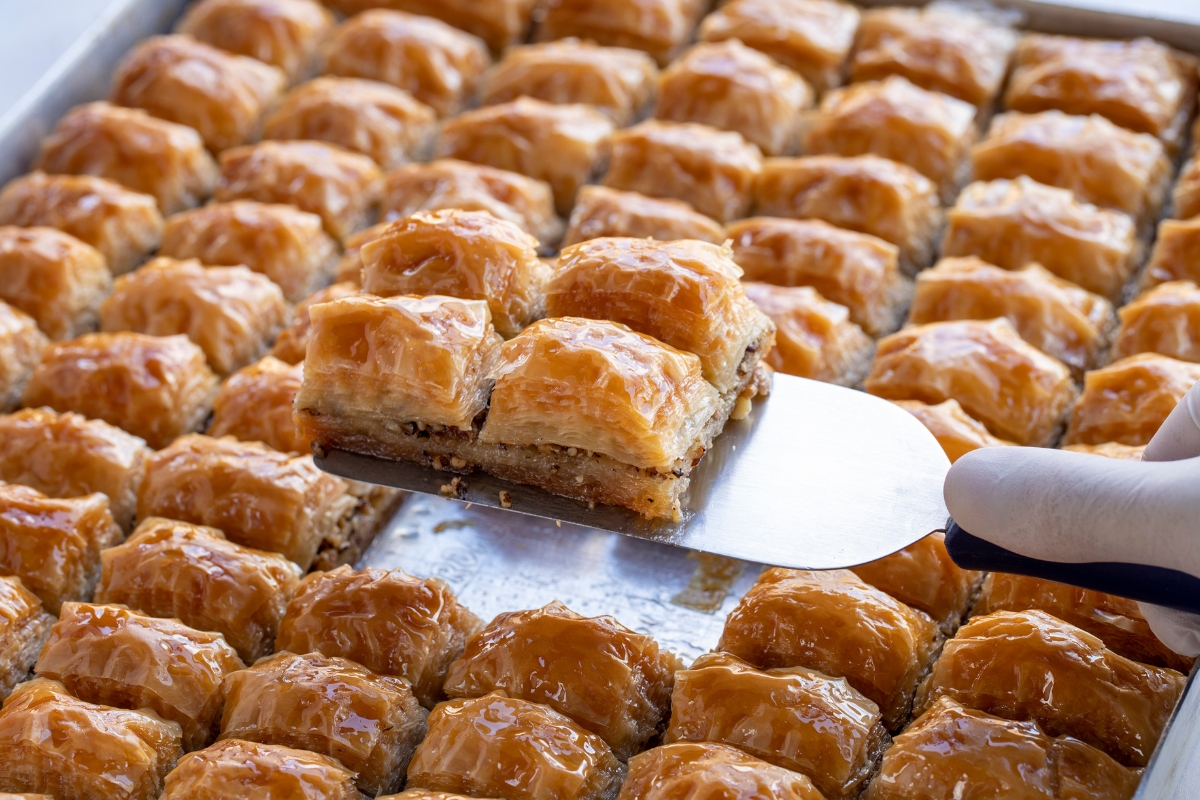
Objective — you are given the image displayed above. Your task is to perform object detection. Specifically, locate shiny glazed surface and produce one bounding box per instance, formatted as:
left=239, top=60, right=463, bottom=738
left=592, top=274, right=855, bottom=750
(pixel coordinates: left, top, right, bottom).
left=535, top=0, right=706, bottom=66
left=1111, top=280, right=1200, bottom=363
left=209, top=356, right=310, bottom=454
left=1064, top=352, right=1200, bottom=446
left=326, top=0, right=537, bottom=53
left=619, top=742, right=825, bottom=800
left=0, top=576, right=53, bottom=700
left=742, top=282, right=870, bottom=385
left=175, top=0, right=334, bottom=81
left=0, top=225, right=111, bottom=341
left=1144, top=216, right=1200, bottom=289
left=892, top=398, right=1012, bottom=464
left=160, top=738, right=359, bottom=799
left=277, top=286, right=362, bottom=366
left=563, top=186, right=725, bottom=248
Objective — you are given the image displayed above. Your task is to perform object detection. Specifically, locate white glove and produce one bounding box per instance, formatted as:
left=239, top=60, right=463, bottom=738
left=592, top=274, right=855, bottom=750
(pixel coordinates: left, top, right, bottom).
left=944, top=379, right=1200, bottom=657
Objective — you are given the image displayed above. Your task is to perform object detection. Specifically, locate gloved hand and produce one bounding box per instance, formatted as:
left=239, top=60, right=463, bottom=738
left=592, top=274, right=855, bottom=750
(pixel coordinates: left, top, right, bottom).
left=944, top=379, right=1200, bottom=657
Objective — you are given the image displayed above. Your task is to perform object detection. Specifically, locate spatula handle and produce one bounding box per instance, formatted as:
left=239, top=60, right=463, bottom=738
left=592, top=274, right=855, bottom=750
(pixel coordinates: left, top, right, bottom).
left=944, top=520, right=1200, bottom=615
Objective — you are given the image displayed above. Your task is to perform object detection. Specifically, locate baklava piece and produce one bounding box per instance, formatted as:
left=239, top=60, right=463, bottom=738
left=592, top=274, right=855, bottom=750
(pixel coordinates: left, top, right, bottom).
left=483, top=41, right=657, bottom=126
left=754, top=155, right=941, bottom=273
left=22, top=332, right=217, bottom=449
left=916, top=610, right=1185, bottom=767
left=275, top=565, right=482, bottom=708
left=1063, top=441, right=1146, bottom=460
left=1172, top=156, right=1200, bottom=221
left=328, top=0, right=536, bottom=53
left=322, top=10, right=490, bottom=118
left=0, top=484, right=122, bottom=614
left=850, top=5, right=1017, bottom=107
left=270, top=282, right=360, bottom=363
left=535, top=0, right=705, bottom=66
left=0, top=678, right=182, bottom=800
left=209, top=357, right=309, bottom=454
left=0, top=408, right=148, bottom=532
left=602, top=120, right=762, bottom=224
left=333, top=225, right=382, bottom=283
left=99, top=258, right=287, bottom=376
left=563, top=186, right=725, bottom=248
left=941, top=177, right=1138, bottom=301
left=742, top=283, right=870, bottom=385
left=36, top=102, right=217, bottom=215
left=96, top=517, right=302, bottom=664
left=719, top=568, right=941, bottom=729
left=892, top=399, right=1013, bottom=464
left=408, top=693, right=625, bottom=800
left=443, top=601, right=681, bottom=759
left=161, top=739, right=359, bottom=800
left=1144, top=217, right=1200, bottom=289
left=0, top=303, right=45, bottom=413
left=657, top=40, right=812, bottom=157
left=0, top=576, right=53, bottom=699
left=909, top=257, right=1114, bottom=374
left=1005, top=34, right=1198, bottom=151
left=175, top=0, right=334, bottom=83
left=220, top=650, right=427, bottom=795
left=1064, top=353, right=1200, bottom=446
left=263, top=77, right=436, bottom=169
left=1111, top=281, right=1200, bottom=363
left=803, top=76, right=977, bottom=201
left=621, top=743, right=825, bottom=800
left=851, top=532, right=981, bottom=634
left=0, top=226, right=109, bottom=341
left=215, top=140, right=383, bottom=239
left=35, top=603, right=243, bottom=751
left=665, top=651, right=885, bottom=798
left=436, top=98, right=614, bottom=215
left=699, top=0, right=860, bottom=95
left=160, top=200, right=338, bottom=302
left=0, top=172, right=163, bottom=275
left=358, top=210, right=547, bottom=338
left=865, top=697, right=1142, bottom=800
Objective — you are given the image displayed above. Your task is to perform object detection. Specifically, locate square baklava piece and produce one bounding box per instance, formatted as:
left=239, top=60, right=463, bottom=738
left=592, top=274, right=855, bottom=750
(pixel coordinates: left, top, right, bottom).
left=0, top=225, right=109, bottom=341
left=1111, top=281, right=1200, bottom=364
left=535, top=0, right=706, bottom=66
left=209, top=356, right=309, bottom=454
left=563, top=186, right=725, bottom=247
left=175, top=0, right=334, bottom=83
left=1144, top=217, right=1200, bottom=289
left=1064, top=353, right=1200, bottom=446
left=894, top=398, right=1012, bottom=464
left=742, top=283, right=872, bottom=385
left=1172, top=156, right=1200, bottom=221
left=0, top=302, right=46, bottom=412
left=162, top=739, right=359, bottom=800
left=622, top=743, right=824, bottom=800
left=327, top=0, right=536, bottom=53
left=0, top=576, right=53, bottom=700
left=270, top=282, right=360, bottom=364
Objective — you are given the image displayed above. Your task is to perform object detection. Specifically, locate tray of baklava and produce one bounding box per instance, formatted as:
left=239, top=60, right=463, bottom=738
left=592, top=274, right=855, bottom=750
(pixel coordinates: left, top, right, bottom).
left=0, top=0, right=1198, bottom=797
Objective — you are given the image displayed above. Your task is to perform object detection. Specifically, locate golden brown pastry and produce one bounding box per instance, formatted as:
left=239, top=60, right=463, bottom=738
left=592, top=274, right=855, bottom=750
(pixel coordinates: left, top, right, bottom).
left=110, top=35, right=285, bottom=152
left=96, top=517, right=302, bottom=664
left=161, top=739, right=359, bottom=799
left=851, top=532, right=981, bottom=634
left=1064, top=353, right=1200, bottom=446
left=865, top=697, right=1142, bottom=800
left=665, top=651, right=885, bottom=798
left=483, top=40, right=657, bottom=126
left=209, top=357, right=309, bottom=454
left=851, top=5, right=1017, bottom=107
left=263, top=77, right=436, bottom=169
left=0, top=172, right=163, bottom=275
left=0, top=303, right=45, bottom=413
left=22, top=332, right=217, bottom=449
left=443, top=601, right=681, bottom=759
left=535, top=0, right=706, bottom=66
left=892, top=398, right=1013, bottom=464
left=1063, top=441, right=1146, bottom=460
left=175, top=0, right=334, bottom=82
left=436, top=98, right=614, bottom=215
left=276, top=565, right=482, bottom=708
left=159, top=200, right=338, bottom=303
left=619, top=742, right=825, bottom=800
left=909, top=257, right=1114, bottom=374
left=36, top=102, right=217, bottom=215
left=270, top=282, right=359, bottom=363
left=563, top=186, right=725, bottom=248
left=220, top=650, right=427, bottom=795
left=656, top=40, right=812, bottom=157
left=0, top=576, right=53, bottom=700
left=0, top=678, right=182, bottom=800
left=1111, top=281, right=1200, bottom=363
left=915, top=610, right=1185, bottom=767
left=215, top=140, right=383, bottom=239
left=99, top=257, right=287, bottom=376
left=803, top=76, right=977, bottom=201
left=602, top=120, right=762, bottom=224
left=754, top=155, right=941, bottom=273
left=1144, top=216, right=1200, bottom=289
left=1172, top=155, right=1200, bottom=221
left=719, top=568, right=941, bottom=730
left=408, top=693, right=625, bottom=800
left=326, top=0, right=537, bottom=53
left=381, top=793, right=495, bottom=800
left=0, top=225, right=110, bottom=341
left=941, top=177, right=1138, bottom=301
left=322, top=10, right=490, bottom=118
left=35, top=602, right=243, bottom=751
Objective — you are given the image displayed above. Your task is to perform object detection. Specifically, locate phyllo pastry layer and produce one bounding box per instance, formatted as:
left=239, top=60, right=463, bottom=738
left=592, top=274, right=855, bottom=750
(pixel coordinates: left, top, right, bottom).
left=35, top=602, right=243, bottom=751
left=0, top=172, right=163, bottom=275
left=96, top=517, right=302, bottom=664
left=443, top=601, right=681, bottom=760
left=23, top=332, right=217, bottom=449
left=209, top=357, right=309, bottom=454
left=160, top=200, right=338, bottom=302
left=892, top=399, right=1012, bottom=464
left=915, top=610, right=1184, bottom=767
left=408, top=693, right=625, bottom=800
left=563, top=186, right=725, bottom=248
left=1111, top=280, right=1200, bottom=364
left=270, top=281, right=360, bottom=364
left=326, top=0, right=536, bottom=53
left=0, top=576, right=53, bottom=700
left=1064, top=353, right=1200, bottom=446
left=0, top=678, right=182, bottom=800
left=276, top=565, right=482, bottom=708
left=719, top=568, right=941, bottom=730
left=0, top=225, right=110, bottom=341
left=110, top=35, right=285, bottom=152
left=0, top=303, right=46, bottom=413
left=161, top=739, right=359, bottom=800
left=535, top=0, right=705, bottom=66
left=1144, top=217, right=1200, bottom=289
left=620, top=742, right=825, bottom=800
left=175, top=0, right=334, bottom=82
left=36, top=102, right=217, bottom=215
left=665, top=651, right=885, bottom=799
left=220, top=650, right=427, bottom=795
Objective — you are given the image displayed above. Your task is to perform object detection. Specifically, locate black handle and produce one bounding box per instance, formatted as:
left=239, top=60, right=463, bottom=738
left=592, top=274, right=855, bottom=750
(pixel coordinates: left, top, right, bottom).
left=945, top=520, right=1200, bottom=615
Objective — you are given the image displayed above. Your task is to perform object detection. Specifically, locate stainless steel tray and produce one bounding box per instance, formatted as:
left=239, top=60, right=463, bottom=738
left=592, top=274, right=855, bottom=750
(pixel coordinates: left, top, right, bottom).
left=1, top=1, right=1197, bottom=796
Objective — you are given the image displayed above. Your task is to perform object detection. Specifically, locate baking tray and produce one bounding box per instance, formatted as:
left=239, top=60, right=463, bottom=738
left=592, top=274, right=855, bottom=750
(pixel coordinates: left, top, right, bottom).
left=0, top=1, right=1197, bottom=797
